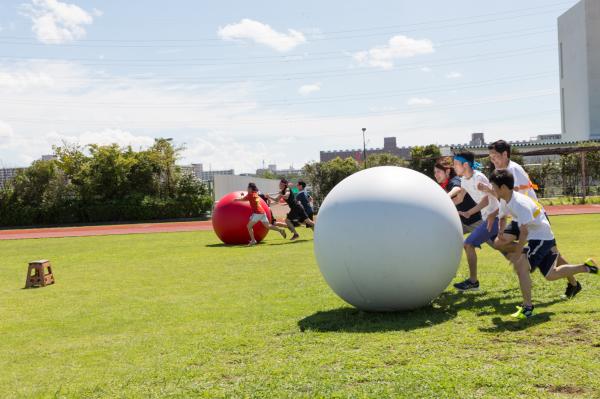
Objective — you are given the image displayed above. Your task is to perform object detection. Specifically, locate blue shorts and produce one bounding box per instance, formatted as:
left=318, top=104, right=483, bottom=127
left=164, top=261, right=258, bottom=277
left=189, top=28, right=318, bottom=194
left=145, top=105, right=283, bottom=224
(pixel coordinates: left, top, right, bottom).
left=523, top=239, right=558, bottom=277
left=464, top=218, right=499, bottom=248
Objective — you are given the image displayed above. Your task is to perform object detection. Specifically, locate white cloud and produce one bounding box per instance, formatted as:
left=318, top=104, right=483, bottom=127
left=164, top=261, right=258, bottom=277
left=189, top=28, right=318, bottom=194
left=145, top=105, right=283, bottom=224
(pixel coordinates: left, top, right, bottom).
left=0, top=61, right=90, bottom=92
left=20, top=0, right=98, bottom=44
left=46, top=129, right=155, bottom=149
left=446, top=72, right=463, bottom=79
left=276, top=136, right=297, bottom=144
left=407, top=97, right=434, bottom=106
left=217, top=19, right=306, bottom=52
left=184, top=134, right=269, bottom=173
left=0, top=69, right=55, bottom=90
left=0, top=120, right=15, bottom=148
left=353, top=35, right=434, bottom=70
left=420, top=66, right=432, bottom=73
left=0, top=60, right=560, bottom=173
left=298, top=83, right=321, bottom=96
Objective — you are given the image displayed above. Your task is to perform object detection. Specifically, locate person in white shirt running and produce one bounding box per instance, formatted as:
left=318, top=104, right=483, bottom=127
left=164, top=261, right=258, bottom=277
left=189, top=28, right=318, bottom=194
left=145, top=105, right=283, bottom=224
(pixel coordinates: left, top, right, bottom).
left=489, top=169, right=597, bottom=319
left=452, top=151, right=501, bottom=292
left=483, top=139, right=581, bottom=298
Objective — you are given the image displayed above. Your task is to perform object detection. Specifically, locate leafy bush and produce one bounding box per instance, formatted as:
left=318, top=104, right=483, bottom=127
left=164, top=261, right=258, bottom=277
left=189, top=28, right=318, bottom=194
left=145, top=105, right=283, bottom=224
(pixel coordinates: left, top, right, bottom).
left=0, top=139, right=212, bottom=227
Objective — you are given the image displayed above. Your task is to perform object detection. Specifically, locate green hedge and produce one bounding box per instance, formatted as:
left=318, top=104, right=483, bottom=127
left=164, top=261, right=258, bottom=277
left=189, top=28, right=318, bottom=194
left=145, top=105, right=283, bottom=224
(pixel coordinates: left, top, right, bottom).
left=0, top=195, right=211, bottom=227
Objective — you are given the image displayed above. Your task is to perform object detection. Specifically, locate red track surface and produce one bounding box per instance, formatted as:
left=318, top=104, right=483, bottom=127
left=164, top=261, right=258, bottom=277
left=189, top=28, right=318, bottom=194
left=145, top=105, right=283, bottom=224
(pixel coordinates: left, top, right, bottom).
left=0, top=204, right=598, bottom=240
left=545, top=204, right=600, bottom=215
left=0, top=221, right=213, bottom=240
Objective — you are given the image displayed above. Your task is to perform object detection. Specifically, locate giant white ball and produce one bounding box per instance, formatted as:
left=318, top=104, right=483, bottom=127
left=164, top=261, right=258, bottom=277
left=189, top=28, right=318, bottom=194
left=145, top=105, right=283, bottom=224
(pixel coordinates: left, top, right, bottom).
left=313, top=166, right=463, bottom=311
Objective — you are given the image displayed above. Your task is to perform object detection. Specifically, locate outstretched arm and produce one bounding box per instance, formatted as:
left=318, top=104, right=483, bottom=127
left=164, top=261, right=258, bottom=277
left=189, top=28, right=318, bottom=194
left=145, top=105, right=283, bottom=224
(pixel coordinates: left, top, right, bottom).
left=459, top=195, right=489, bottom=219
left=448, top=187, right=464, bottom=204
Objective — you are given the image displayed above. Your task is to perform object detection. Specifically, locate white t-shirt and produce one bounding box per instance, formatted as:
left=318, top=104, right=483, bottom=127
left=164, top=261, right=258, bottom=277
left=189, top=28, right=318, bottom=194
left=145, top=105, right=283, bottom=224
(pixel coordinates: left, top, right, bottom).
left=505, top=160, right=538, bottom=201
left=460, top=170, right=499, bottom=219
left=499, top=192, right=553, bottom=241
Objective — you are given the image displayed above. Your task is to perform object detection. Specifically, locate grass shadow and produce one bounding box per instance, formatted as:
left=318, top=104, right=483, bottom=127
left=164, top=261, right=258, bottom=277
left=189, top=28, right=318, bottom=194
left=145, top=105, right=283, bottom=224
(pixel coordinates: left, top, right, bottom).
left=436, top=289, right=565, bottom=317
left=298, top=304, right=456, bottom=333
left=264, top=239, right=311, bottom=246
left=479, top=313, right=555, bottom=332
left=299, top=287, right=565, bottom=333
left=205, top=239, right=311, bottom=248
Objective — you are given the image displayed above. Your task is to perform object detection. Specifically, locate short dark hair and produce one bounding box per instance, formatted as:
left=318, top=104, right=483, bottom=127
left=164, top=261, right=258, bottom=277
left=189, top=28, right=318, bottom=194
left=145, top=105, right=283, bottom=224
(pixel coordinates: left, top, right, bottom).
left=489, top=169, right=514, bottom=190
left=488, top=140, right=511, bottom=157
left=297, top=180, right=306, bottom=189
left=280, top=178, right=288, bottom=185
left=434, top=157, right=456, bottom=178
left=454, top=151, right=475, bottom=164
left=247, top=182, right=258, bottom=192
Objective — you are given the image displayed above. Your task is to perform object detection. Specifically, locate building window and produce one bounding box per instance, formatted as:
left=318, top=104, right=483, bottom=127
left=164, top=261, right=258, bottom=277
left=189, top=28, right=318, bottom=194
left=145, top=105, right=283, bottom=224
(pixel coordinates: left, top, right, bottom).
left=559, top=42, right=564, bottom=79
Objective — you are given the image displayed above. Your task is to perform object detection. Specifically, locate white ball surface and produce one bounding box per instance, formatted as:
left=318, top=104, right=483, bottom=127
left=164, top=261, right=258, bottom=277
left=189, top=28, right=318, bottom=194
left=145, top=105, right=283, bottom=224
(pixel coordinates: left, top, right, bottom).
left=313, top=166, right=463, bottom=311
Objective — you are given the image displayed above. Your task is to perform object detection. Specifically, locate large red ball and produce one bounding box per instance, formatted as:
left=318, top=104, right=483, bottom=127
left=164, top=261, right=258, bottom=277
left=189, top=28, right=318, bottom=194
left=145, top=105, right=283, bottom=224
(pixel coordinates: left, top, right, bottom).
left=212, top=191, right=273, bottom=245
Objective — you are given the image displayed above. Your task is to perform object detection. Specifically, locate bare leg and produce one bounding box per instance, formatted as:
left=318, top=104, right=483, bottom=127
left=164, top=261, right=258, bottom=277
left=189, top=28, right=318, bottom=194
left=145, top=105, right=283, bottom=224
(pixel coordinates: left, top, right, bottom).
left=247, top=221, right=257, bottom=244
left=556, top=254, right=577, bottom=285
left=545, top=253, right=589, bottom=281
left=494, top=233, right=518, bottom=256
left=510, top=253, right=533, bottom=307
left=464, top=244, right=478, bottom=283
left=286, top=219, right=299, bottom=239
left=263, top=221, right=286, bottom=238
left=303, top=218, right=315, bottom=228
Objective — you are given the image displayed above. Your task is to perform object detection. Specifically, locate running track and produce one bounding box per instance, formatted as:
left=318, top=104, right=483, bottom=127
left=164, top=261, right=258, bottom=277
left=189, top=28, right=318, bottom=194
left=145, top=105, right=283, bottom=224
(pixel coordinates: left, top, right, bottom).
left=1, top=204, right=599, bottom=241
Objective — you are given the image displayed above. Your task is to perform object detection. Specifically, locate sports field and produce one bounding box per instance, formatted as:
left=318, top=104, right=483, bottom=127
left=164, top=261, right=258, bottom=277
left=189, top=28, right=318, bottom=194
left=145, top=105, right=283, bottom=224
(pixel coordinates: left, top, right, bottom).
left=1, top=214, right=599, bottom=398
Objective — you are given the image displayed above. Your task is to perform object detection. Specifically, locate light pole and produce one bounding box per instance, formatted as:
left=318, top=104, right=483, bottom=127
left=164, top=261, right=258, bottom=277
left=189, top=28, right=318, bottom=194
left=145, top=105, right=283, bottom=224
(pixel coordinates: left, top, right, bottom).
left=362, top=128, right=367, bottom=169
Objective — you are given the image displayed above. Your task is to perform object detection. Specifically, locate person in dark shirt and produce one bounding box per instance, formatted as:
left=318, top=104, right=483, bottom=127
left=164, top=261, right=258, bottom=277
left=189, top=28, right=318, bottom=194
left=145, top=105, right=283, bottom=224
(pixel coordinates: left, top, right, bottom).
left=266, top=179, right=315, bottom=240
left=295, top=180, right=314, bottom=222
left=434, top=157, right=483, bottom=234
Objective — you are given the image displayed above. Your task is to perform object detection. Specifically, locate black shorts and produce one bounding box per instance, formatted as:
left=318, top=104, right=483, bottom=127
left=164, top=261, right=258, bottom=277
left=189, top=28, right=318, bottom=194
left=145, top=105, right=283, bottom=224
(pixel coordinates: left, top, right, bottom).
left=287, top=207, right=309, bottom=222
left=503, top=220, right=520, bottom=239
left=523, top=239, right=558, bottom=277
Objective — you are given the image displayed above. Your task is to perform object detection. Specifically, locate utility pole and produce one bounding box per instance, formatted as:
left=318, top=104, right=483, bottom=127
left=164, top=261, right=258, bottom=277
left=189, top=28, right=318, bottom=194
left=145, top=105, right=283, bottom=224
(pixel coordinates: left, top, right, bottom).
left=362, top=128, right=367, bottom=169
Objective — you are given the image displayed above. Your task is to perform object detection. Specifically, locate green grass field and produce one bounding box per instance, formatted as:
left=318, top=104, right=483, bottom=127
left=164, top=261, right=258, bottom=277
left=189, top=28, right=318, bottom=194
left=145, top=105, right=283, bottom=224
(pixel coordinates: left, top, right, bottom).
left=1, top=215, right=599, bottom=398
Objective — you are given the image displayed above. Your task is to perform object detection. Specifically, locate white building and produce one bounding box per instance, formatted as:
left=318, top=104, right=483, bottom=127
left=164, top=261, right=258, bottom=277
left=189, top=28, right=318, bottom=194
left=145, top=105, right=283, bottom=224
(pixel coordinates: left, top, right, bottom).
left=0, top=167, right=24, bottom=187
left=179, top=163, right=234, bottom=181
left=558, top=0, right=600, bottom=141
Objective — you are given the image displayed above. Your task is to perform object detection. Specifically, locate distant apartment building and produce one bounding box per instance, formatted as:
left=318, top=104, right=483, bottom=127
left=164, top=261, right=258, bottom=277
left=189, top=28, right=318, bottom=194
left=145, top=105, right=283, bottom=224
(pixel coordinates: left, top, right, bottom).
left=0, top=167, right=25, bottom=188
left=320, top=137, right=412, bottom=162
left=179, top=163, right=234, bottom=181
left=558, top=0, right=600, bottom=141
left=256, top=164, right=304, bottom=177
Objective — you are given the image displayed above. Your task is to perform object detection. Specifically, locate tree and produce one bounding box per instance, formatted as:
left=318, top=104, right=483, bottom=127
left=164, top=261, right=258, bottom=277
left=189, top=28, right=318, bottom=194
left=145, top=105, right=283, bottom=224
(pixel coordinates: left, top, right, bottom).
left=366, top=153, right=408, bottom=168
left=0, top=138, right=213, bottom=226
left=409, top=145, right=441, bottom=178
left=526, top=160, right=560, bottom=198
left=302, top=157, right=360, bottom=206
left=258, top=169, right=277, bottom=180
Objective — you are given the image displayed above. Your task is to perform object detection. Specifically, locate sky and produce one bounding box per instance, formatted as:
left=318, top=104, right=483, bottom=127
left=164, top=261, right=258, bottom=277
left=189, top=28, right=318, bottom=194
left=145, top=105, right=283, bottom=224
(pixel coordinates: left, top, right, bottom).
left=0, top=0, right=580, bottom=173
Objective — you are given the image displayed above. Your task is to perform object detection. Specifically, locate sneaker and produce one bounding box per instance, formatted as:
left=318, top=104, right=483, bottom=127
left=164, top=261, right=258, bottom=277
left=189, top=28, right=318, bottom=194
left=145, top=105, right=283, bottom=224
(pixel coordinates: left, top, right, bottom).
left=453, top=278, right=480, bottom=292
left=290, top=233, right=300, bottom=241
left=511, top=305, right=534, bottom=319
left=562, top=281, right=582, bottom=299
left=247, top=240, right=257, bottom=246
left=585, top=258, right=598, bottom=274
left=279, top=229, right=287, bottom=239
